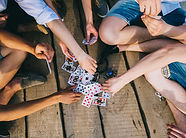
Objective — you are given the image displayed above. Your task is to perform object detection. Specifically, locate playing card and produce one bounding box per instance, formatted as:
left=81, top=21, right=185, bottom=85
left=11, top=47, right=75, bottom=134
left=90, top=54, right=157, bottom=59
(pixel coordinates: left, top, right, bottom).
left=75, top=65, right=84, bottom=75
left=102, top=92, right=111, bottom=99
left=65, top=56, right=74, bottom=65
left=85, top=82, right=102, bottom=95
left=82, top=36, right=97, bottom=45
left=61, top=62, right=76, bottom=73
left=81, top=71, right=94, bottom=85
left=68, top=72, right=83, bottom=86
left=92, top=96, right=106, bottom=107
left=81, top=94, right=94, bottom=108
left=73, top=83, right=87, bottom=93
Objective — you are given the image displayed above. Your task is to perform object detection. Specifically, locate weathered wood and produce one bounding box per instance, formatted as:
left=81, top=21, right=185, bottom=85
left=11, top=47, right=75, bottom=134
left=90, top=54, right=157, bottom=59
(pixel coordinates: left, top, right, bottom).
left=126, top=51, right=175, bottom=138
left=53, top=0, right=103, bottom=137
left=86, top=0, right=147, bottom=137
left=89, top=44, right=147, bottom=137
left=21, top=32, right=63, bottom=138
left=9, top=91, right=25, bottom=138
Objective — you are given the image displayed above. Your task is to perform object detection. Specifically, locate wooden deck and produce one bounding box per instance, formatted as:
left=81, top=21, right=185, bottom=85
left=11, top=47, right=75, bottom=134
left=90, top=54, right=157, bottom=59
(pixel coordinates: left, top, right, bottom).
left=7, top=0, right=186, bottom=138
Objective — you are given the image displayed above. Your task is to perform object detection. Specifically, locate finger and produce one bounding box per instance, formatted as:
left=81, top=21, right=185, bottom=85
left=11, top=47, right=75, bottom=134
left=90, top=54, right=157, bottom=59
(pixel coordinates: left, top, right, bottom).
left=167, top=125, right=185, bottom=135
left=140, top=3, right=146, bottom=13
left=92, top=60, right=98, bottom=68
left=86, top=31, right=90, bottom=42
left=73, top=97, right=81, bottom=100
left=168, top=129, right=183, bottom=138
left=88, top=69, right=94, bottom=75
left=101, top=86, right=110, bottom=92
left=66, top=85, right=77, bottom=91
left=65, top=51, right=73, bottom=59
left=102, top=83, right=111, bottom=87
left=36, top=53, right=47, bottom=60
left=74, top=93, right=82, bottom=97
left=168, top=133, right=177, bottom=138
left=150, top=1, right=156, bottom=16
left=90, top=68, right=96, bottom=74
left=144, top=4, right=150, bottom=15
left=156, top=0, right=161, bottom=15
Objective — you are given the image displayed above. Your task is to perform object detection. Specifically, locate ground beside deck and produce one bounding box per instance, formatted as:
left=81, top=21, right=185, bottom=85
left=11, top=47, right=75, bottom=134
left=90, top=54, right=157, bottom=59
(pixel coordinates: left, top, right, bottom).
left=7, top=0, right=186, bottom=138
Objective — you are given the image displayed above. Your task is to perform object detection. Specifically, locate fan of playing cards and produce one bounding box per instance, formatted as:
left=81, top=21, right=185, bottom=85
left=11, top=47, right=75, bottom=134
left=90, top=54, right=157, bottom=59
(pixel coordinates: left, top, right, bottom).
left=61, top=52, right=111, bottom=108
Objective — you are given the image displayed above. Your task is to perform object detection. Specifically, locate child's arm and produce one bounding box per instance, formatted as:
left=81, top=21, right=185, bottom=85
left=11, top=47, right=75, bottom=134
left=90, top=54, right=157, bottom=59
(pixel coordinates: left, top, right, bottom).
left=0, top=30, right=54, bottom=61
left=0, top=87, right=81, bottom=121
left=81, top=0, right=98, bottom=43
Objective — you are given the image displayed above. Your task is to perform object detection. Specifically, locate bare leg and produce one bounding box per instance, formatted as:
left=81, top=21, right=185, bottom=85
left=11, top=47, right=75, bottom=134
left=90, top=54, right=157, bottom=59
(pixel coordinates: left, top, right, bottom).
left=145, top=69, right=186, bottom=114
left=118, top=38, right=179, bottom=52
left=167, top=100, right=186, bottom=132
left=0, top=46, right=26, bottom=105
left=99, top=16, right=156, bottom=45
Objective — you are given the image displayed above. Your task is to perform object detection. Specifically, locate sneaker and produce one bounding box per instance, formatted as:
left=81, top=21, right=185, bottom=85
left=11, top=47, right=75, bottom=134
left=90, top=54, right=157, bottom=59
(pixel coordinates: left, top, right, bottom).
left=0, top=130, right=10, bottom=138
left=94, top=0, right=109, bottom=18
left=16, top=72, right=47, bottom=89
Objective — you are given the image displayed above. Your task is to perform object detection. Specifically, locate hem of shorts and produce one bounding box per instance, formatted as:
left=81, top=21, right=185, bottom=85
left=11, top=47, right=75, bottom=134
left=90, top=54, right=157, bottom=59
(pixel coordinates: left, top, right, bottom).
left=105, top=14, right=130, bottom=25
left=38, top=17, right=60, bottom=27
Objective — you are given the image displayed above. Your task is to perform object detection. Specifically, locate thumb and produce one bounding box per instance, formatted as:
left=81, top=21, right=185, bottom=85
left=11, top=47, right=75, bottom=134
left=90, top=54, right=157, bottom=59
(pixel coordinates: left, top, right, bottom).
left=35, top=53, right=47, bottom=60
left=86, top=31, right=90, bottom=42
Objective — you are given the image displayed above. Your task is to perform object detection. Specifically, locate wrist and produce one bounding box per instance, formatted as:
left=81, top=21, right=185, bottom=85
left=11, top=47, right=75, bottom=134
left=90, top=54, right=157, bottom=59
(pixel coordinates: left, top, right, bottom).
left=86, top=16, right=93, bottom=25
left=50, top=92, right=61, bottom=104
left=75, top=50, right=86, bottom=60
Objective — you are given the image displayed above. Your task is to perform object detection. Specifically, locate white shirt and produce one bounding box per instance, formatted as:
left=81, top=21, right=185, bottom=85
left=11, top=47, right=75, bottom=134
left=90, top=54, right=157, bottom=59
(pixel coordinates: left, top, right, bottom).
left=0, top=0, right=59, bottom=25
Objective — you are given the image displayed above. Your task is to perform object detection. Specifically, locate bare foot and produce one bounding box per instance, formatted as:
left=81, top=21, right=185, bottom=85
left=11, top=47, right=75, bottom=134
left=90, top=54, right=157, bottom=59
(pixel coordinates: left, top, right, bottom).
left=167, top=123, right=186, bottom=138
left=0, top=13, right=8, bottom=29
left=0, top=78, right=22, bottom=105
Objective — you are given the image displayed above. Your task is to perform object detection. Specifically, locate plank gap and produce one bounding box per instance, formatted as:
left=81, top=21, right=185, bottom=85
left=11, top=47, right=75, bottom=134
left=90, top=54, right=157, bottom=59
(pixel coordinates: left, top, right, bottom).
left=97, top=107, right=106, bottom=138
left=123, top=52, right=151, bottom=138
left=50, top=32, right=67, bottom=138
left=23, top=89, right=28, bottom=138
left=77, top=1, right=107, bottom=137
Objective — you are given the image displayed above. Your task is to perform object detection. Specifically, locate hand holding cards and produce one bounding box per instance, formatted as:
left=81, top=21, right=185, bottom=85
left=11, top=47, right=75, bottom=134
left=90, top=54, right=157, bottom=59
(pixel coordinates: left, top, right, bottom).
left=61, top=50, right=112, bottom=108
left=82, top=36, right=97, bottom=45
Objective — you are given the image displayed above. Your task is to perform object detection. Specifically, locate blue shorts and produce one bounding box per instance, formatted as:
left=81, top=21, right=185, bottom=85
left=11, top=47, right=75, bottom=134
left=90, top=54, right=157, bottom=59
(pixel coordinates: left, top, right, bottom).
left=0, top=47, right=3, bottom=60
left=106, top=0, right=186, bottom=26
left=162, top=62, right=186, bottom=89
left=0, top=54, right=3, bottom=60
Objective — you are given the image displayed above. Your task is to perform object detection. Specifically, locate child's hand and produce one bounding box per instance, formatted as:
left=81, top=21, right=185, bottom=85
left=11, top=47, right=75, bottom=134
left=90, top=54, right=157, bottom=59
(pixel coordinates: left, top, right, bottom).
left=86, top=23, right=98, bottom=45
left=34, top=43, right=54, bottom=62
left=101, top=77, right=124, bottom=95
left=56, top=86, right=82, bottom=104
left=77, top=52, right=97, bottom=74
left=59, top=41, right=73, bottom=59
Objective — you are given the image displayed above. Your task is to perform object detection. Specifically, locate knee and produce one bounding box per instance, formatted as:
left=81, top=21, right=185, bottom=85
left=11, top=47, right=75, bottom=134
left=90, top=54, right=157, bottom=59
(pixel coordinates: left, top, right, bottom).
left=13, top=50, right=27, bottom=61
left=99, top=22, right=119, bottom=45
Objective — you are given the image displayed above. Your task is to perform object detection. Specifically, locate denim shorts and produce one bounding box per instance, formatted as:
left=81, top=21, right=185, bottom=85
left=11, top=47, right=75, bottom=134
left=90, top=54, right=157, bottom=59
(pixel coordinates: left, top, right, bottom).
left=162, top=62, right=186, bottom=89
left=0, top=47, right=3, bottom=60
left=105, top=0, right=186, bottom=26
left=0, top=54, right=3, bottom=60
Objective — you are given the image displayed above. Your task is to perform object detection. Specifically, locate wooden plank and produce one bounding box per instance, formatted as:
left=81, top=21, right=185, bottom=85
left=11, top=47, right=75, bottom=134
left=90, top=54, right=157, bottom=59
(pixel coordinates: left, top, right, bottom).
left=86, top=0, right=147, bottom=137
left=88, top=44, right=147, bottom=137
left=126, top=51, right=175, bottom=138
left=53, top=0, right=103, bottom=138
left=21, top=32, right=63, bottom=138
left=9, top=90, right=25, bottom=138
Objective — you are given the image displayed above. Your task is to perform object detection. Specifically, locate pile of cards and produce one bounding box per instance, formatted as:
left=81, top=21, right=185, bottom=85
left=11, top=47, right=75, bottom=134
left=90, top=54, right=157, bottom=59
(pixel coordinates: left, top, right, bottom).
left=61, top=53, right=111, bottom=108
